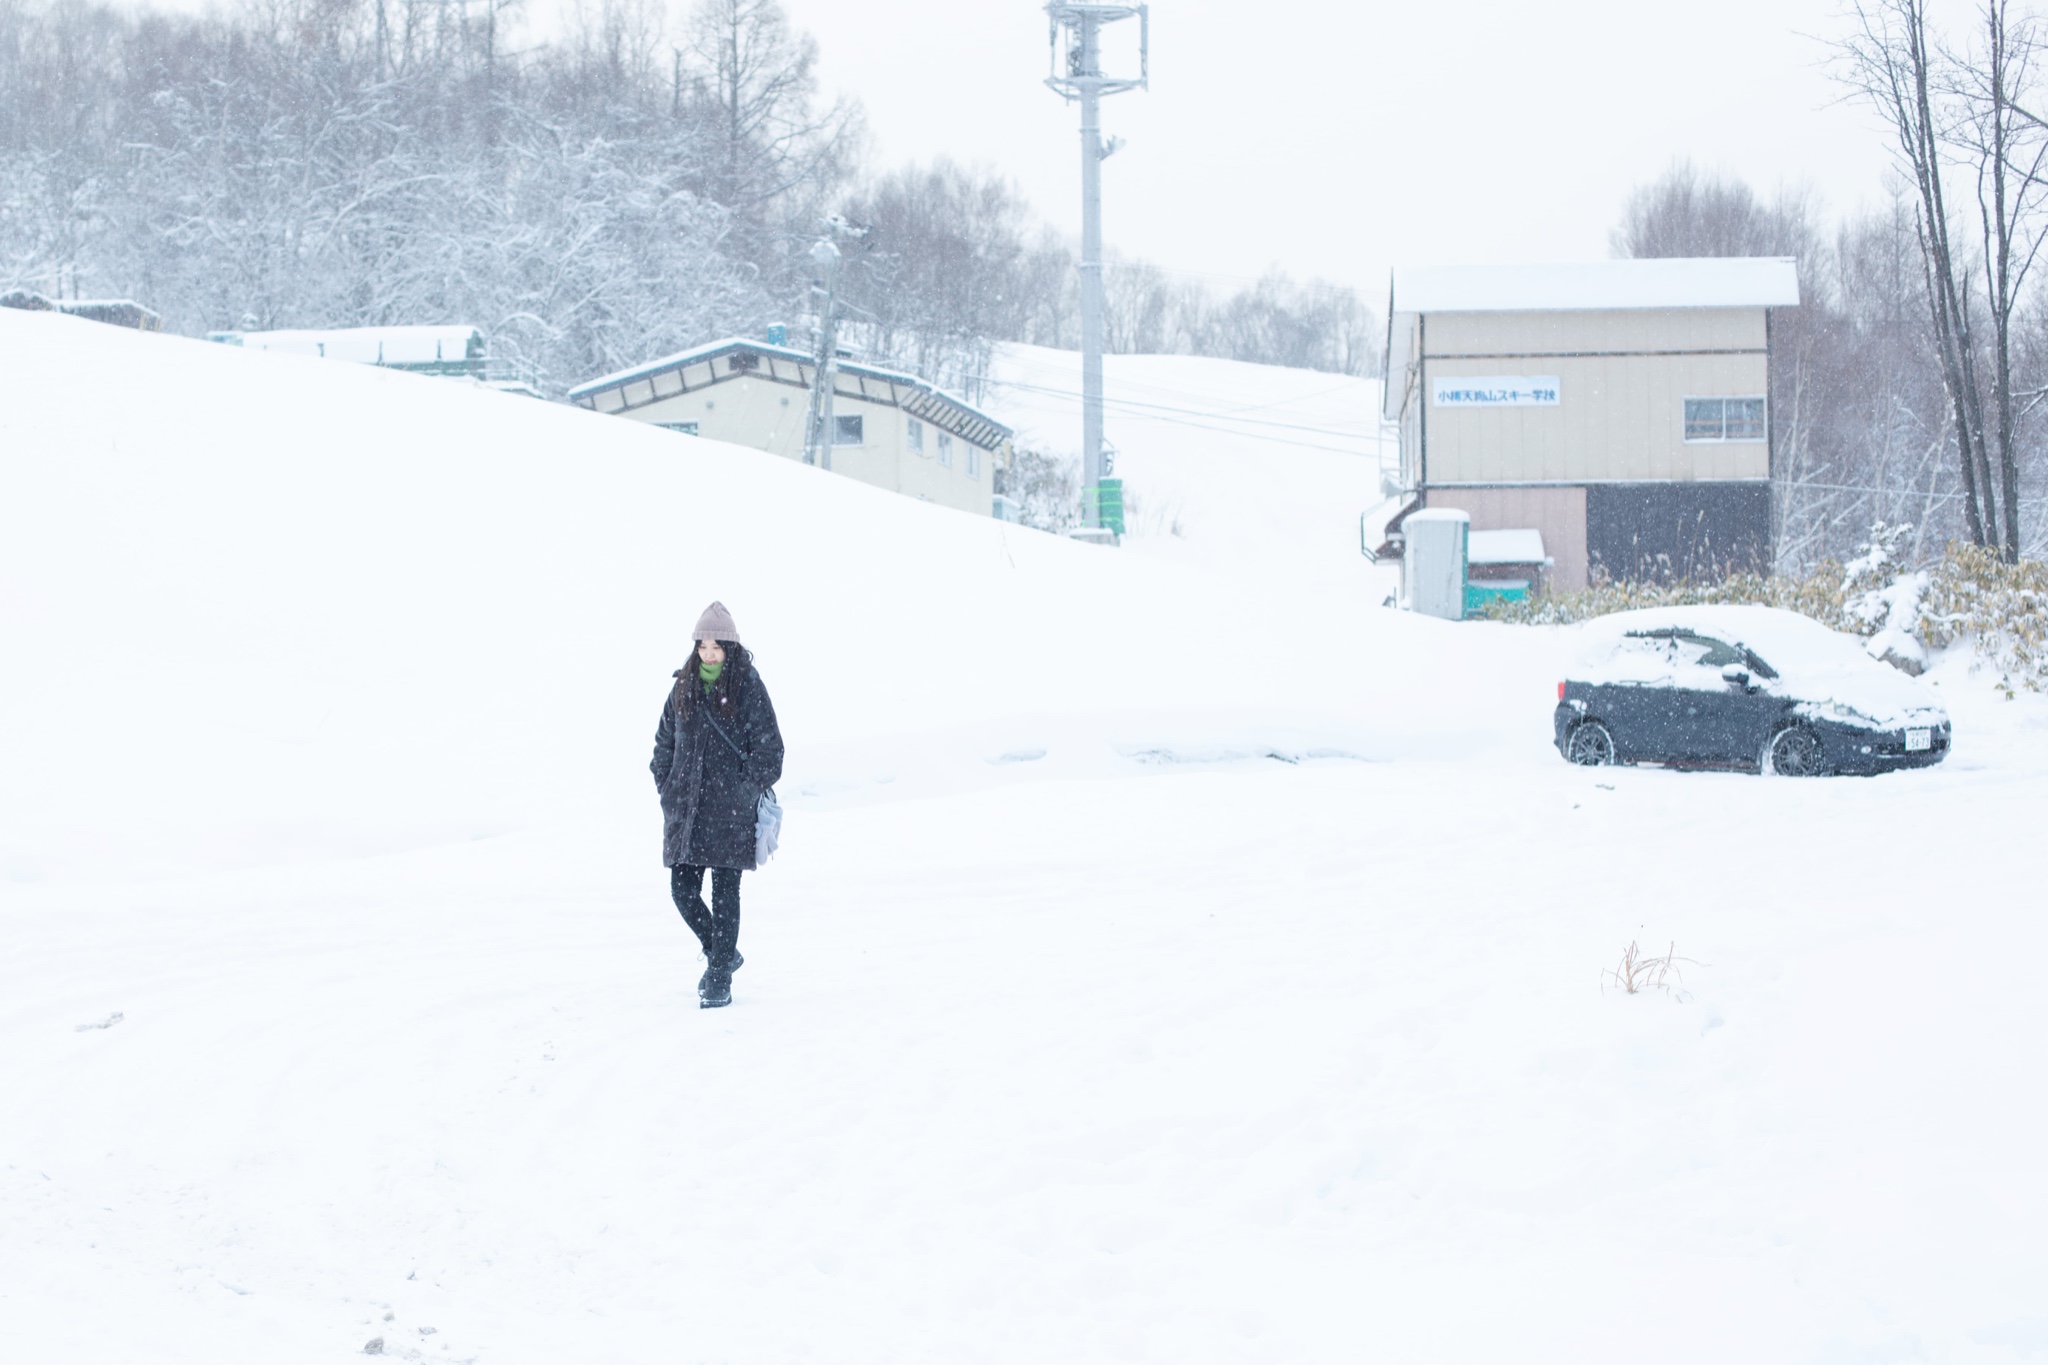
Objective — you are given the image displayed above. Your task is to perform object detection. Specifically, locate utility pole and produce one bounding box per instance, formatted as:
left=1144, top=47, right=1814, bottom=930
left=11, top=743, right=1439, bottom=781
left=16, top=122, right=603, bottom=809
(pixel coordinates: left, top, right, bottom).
left=801, top=237, right=843, bottom=471
left=1044, top=3, right=1148, bottom=528
left=801, top=216, right=869, bottom=472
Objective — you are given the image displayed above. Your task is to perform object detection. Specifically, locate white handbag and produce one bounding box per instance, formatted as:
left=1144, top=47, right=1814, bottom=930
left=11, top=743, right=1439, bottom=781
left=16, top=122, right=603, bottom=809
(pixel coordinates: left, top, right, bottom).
left=755, top=788, right=782, bottom=865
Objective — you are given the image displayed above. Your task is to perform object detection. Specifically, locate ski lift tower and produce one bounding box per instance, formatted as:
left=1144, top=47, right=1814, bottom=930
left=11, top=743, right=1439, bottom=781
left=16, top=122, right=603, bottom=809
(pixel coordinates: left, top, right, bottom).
left=1044, top=2, right=1148, bottom=528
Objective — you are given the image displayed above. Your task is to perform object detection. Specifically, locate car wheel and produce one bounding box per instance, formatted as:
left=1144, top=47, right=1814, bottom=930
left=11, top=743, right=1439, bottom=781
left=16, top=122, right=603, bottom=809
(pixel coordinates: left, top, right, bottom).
left=1763, top=726, right=1827, bottom=777
left=1565, top=721, right=1615, bottom=766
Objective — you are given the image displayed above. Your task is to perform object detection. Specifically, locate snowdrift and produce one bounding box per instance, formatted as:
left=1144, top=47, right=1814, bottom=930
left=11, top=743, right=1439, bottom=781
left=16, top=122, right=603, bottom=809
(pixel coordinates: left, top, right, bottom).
left=0, top=310, right=1530, bottom=883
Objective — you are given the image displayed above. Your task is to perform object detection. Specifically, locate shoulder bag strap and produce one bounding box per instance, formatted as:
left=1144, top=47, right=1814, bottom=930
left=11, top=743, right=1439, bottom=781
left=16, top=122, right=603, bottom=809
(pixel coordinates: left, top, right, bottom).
left=701, top=707, right=748, bottom=761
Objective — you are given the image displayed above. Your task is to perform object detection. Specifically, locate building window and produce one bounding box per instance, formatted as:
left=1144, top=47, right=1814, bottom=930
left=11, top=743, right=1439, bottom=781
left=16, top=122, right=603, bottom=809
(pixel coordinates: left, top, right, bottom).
left=966, top=442, right=980, bottom=478
left=1684, top=397, right=1766, bottom=442
left=834, top=413, right=863, bottom=446
left=907, top=417, right=924, bottom=453
left=1725, top=398, right=1766, bottom=441
left=656, top=421, right=699, bottom=435
left=937, top=431, right=953, bottom=468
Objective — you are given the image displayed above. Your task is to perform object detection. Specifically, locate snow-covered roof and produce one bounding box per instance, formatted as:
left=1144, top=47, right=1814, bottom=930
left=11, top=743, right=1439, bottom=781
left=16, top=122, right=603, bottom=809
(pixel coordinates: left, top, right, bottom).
left=1381, top=258, right=1799, bottom=419
left=223, top=325, right=484, bottom=368
left=1, top=291, right=162, bottom=331
left=569, top=337, right=1013, bottom=451
left=1392, top=258, right=1799, bottom=315
left=1468, top=528, right=1548, bottom=566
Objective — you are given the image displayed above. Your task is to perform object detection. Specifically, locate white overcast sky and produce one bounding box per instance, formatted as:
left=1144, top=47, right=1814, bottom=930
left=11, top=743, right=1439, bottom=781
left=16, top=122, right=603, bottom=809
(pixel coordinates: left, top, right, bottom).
left=122, top=0, right=1919, bottom=298
left=769, top=0, right=1905, bottom=297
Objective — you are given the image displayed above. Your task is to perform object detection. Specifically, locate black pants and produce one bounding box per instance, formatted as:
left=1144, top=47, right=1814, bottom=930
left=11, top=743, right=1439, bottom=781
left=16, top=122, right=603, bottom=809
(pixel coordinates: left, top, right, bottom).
left=671, top=864, right=742, bottom=968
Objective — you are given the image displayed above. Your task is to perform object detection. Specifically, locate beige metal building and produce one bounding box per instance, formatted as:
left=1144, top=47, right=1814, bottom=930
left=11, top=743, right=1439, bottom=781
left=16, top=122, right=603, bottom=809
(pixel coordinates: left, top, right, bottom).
left=569, top=338, right=1012, bottom=518
left=1380, top=258, right=1800, bottom=588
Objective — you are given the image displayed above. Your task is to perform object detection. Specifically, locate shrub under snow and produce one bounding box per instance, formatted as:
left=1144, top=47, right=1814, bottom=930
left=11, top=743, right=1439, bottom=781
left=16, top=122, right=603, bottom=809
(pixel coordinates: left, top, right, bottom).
left=1481, top=525, right=2048, bottom=696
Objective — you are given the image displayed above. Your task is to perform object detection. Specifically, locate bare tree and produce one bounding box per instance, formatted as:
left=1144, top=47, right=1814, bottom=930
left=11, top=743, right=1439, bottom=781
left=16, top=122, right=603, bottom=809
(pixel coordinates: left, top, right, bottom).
left=1611, top=160, right=1792, bottom=259
left=1949, top=0, right=2048, bottom=557
left=1614, top=162, right=1839, bottom=568
left=0, top=0, right=787, bottom=392
left=1012, top=225, right=1076, bottom=349
left=1837, top=0, right=2008, bottom=553
left=0, top=0, right=1383, bottom=409
left=1099, top=252, right=1179, bottom=355
left=679, top=0, right=862, bottom=249
left=1611, top=157, right=1978, bottom=571
left=1209, top=271, right=1379, bottom=374
left=836, top=160, right=1043, bottom=397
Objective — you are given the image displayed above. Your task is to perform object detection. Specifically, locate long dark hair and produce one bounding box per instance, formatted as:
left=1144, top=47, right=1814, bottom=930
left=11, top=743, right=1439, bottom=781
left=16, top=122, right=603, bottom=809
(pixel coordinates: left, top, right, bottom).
left=675, top=641, right=752, bottom=721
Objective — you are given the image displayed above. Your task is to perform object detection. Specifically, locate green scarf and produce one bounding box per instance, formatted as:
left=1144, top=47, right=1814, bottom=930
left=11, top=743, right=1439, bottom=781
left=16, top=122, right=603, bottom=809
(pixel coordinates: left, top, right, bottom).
left=697, top=660, right=724, bottom=693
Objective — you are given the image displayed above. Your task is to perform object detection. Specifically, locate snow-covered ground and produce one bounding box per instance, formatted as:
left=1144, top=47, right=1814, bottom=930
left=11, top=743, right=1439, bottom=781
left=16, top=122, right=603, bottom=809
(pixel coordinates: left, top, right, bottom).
left=5, top=312, right=2047, bottom=1363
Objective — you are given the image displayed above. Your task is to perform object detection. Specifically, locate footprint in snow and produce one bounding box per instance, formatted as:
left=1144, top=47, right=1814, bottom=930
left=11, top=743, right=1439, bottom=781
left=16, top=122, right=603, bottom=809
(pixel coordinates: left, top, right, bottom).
left=75, top=1012, right=123, bottom=1032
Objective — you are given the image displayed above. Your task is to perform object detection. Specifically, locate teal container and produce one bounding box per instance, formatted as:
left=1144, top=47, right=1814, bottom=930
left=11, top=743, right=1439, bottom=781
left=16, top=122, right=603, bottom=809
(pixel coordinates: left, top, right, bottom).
left=1464, top=579, right=1530, bottom=614
left=1090, top=478, right=1126, bottom=535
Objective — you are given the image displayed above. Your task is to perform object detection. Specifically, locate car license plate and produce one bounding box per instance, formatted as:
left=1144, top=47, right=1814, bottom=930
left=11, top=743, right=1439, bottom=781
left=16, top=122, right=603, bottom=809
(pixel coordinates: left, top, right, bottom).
left=1905, top=728, right=1932, bottom=752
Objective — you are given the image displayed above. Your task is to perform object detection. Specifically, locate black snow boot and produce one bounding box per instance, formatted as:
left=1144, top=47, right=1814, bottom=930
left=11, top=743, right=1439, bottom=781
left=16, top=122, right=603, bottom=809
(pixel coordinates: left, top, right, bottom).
left=696, top=951, right=740, bottom=994
left=699, top=967, right=732, bottom=1009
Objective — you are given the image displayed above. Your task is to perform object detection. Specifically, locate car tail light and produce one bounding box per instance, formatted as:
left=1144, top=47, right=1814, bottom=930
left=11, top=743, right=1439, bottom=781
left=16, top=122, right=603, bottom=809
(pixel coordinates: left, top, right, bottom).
left=1557, top=681, right=1567, bottom=701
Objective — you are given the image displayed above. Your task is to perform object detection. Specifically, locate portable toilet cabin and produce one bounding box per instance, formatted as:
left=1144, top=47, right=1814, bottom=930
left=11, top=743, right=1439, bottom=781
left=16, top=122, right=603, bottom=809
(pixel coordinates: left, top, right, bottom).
left=1403, top=508, right=1469, bottom=620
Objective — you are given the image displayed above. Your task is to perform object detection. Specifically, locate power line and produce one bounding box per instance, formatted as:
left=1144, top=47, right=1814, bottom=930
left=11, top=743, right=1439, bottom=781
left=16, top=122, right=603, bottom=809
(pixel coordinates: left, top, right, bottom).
left=1776, top=478, right=2047, bottom=508
left=995, top=347, right=1371, bottom=417
left=999, top=402, right=1380, bottom=459
left=983, top=373, right=1382, bottom=446
left=1000, top=354, right=1370, bottom=421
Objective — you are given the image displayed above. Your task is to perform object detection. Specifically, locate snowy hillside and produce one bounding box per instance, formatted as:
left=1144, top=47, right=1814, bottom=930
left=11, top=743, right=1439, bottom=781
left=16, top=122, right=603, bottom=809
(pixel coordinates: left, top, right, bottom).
left=984, top=344, right=1394, bottom=598
left=5, top=311, right=2048, bottom=1363
left=0, top=318, right=1494, bottom=887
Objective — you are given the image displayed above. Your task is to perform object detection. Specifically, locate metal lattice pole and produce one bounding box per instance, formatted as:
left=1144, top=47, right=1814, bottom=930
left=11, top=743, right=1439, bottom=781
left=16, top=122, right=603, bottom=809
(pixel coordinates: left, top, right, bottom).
left=1044, top=3, right=1148, bottom=528
left=1077, top=16, right=1104, bottom=519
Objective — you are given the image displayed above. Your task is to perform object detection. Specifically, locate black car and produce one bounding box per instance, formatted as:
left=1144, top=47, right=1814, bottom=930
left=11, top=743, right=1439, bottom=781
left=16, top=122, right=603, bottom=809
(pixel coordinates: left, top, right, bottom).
left=1552, top=607, right=1951, bottom=776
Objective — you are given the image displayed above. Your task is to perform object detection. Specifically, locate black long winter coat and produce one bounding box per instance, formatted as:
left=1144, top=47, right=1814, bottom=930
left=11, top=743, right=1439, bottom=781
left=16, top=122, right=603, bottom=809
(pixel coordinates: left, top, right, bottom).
left=651, top=650, right=785, bottom=870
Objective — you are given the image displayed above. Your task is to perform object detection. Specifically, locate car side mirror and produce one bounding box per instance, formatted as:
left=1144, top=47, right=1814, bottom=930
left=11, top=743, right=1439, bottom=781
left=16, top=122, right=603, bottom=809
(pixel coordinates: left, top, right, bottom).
left=1721, top=664, right=1753, bottom=690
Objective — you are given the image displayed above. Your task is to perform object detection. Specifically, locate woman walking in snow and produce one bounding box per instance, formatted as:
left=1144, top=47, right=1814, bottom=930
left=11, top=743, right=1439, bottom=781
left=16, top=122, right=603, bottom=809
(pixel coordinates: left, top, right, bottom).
left=651, top=601, right=784, bottom=1008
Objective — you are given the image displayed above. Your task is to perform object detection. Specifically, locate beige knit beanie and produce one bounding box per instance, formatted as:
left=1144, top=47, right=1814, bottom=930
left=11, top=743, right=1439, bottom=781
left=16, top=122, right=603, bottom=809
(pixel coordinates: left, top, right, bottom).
left=693, top=600, right=740, bottom=643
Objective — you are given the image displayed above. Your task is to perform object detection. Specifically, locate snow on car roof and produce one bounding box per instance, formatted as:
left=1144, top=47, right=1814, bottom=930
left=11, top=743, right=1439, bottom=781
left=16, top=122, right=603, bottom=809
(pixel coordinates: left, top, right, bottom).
left=1577, top=605, right=1858, bottom=670
left=1570, top=605, right=1945, bottom=727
